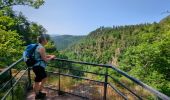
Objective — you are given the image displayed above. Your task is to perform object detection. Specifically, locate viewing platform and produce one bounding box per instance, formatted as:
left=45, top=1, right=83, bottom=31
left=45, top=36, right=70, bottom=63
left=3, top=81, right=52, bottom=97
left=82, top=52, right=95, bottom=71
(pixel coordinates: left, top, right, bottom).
left=26, top=88, right=83, bottom=100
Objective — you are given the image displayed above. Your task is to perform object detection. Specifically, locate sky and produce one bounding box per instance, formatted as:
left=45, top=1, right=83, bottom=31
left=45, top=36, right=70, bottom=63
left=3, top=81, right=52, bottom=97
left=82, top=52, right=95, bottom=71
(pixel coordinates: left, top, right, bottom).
left=13, top=0, right=170, bottom=35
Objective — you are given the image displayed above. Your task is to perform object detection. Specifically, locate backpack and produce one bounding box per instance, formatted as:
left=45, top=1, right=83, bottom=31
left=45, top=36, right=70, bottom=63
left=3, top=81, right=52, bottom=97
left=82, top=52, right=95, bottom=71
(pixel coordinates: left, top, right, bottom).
left=23, top=44, right=39, bottom=67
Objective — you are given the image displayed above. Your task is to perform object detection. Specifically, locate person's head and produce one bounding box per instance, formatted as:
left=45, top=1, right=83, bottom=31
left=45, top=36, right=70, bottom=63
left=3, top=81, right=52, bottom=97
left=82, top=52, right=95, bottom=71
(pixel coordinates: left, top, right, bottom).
left=37, top=34, right=48, bottom=45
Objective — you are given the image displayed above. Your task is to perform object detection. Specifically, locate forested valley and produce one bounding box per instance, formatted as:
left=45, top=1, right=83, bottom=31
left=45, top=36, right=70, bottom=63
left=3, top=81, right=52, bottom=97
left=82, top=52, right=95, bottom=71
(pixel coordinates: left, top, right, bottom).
left=63, top=17, right=170, bottom=96
left=0, top=0, right=170, bottom=98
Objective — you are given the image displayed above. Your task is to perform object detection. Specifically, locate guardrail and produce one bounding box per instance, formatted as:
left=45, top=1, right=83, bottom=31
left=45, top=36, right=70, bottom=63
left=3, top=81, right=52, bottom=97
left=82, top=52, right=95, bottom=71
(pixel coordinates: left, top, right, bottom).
left=0, top=58, right=30, bottom=100
left=49, top=58, right=170, bottom=100
left=0, top=58, right=170, bottom=100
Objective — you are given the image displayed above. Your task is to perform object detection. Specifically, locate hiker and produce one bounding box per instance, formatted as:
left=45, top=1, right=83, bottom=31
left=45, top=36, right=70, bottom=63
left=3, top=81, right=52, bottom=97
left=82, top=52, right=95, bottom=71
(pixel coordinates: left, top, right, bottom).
left=33, top=34, right=55, bottom=99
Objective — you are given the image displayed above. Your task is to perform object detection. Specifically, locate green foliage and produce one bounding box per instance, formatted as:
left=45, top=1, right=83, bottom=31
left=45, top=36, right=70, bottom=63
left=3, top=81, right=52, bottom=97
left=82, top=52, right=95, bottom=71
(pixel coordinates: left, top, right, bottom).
left=0, top=29, right=23, bottom=67
left=45, top=40, right=57, bottom=53
left=0, top=7, right=47, bottom=44
left=0, top=0, right=50, bottom=67
left=64, top=16, right=170, bottom=96
left=118, top=22, right=170, bottom=95
left=0, top=0, right=45, bottom=9
left=0, top=16, right=16, bottom=30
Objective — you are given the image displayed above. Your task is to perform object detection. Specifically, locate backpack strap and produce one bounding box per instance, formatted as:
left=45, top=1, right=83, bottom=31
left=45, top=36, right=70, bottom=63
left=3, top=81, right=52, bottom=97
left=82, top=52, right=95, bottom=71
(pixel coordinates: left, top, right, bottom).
left=32, top=44, right=46, bottom=67
left=29, top=44, right=39, bottom=58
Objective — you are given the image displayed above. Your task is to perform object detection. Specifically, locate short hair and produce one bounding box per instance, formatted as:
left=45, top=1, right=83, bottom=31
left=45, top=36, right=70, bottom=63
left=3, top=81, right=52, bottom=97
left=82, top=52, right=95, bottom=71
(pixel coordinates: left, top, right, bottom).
left=37, top=34, right=47, bottom=43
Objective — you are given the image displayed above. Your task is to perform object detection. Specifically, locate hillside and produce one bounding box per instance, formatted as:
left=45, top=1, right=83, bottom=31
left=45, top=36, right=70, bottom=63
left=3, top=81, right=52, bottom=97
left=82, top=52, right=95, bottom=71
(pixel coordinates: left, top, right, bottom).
left=64, top=16, right=170, bottom=96
left=50, top=35, right=85, bottom=50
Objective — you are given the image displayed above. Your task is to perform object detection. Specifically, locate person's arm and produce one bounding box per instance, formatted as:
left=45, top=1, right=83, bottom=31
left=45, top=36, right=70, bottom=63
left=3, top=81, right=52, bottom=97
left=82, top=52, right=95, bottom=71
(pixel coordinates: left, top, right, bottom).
left=39, top=47, right=55, bottom=62
left=46, top=55, right=55, bottom=58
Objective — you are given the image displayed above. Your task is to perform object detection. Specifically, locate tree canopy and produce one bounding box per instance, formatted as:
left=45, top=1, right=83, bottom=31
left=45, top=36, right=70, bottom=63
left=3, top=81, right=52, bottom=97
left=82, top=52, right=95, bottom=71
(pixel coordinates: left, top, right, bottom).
left=64, top=16, right=170, bottom=96
left=0, top=0, right=45, bottom=9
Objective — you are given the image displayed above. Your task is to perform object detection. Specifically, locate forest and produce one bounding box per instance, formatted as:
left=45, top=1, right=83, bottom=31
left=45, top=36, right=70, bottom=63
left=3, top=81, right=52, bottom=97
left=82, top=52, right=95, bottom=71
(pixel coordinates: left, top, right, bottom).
left=64, top=18, right=170, bottom=96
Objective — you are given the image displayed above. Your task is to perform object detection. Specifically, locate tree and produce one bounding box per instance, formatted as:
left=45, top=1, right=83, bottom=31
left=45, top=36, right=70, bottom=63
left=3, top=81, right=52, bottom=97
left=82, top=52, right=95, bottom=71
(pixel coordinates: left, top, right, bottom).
left=0, top=0, right=45, bottom=9
left=0, top=28, right=23, bottom=67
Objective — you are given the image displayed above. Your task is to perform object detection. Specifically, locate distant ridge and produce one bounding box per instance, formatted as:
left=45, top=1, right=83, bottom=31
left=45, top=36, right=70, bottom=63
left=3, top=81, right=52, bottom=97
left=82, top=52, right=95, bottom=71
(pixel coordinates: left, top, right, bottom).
left=50, top=35, right=85, bottom=50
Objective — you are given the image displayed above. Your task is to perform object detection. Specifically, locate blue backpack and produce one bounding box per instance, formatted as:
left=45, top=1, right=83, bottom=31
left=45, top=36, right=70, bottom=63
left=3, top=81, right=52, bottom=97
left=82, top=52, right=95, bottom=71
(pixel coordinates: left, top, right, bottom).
left=23, top=44, right=39, bottom=67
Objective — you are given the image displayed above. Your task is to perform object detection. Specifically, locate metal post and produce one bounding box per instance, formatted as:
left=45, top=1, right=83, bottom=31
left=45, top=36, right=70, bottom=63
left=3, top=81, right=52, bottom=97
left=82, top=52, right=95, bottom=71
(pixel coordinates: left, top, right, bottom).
left=103, top=67, right=108, bottom=100
left=10, top=69, right=14, bottom=100
left=28, top=67, right=32, bottom=90
left=58, top=62, right=61, bottom=95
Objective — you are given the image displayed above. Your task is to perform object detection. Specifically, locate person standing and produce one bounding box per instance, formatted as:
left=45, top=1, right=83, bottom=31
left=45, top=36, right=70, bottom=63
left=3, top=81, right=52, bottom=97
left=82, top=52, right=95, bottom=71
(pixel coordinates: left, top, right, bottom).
left=33, top=34, right=55, bottom=99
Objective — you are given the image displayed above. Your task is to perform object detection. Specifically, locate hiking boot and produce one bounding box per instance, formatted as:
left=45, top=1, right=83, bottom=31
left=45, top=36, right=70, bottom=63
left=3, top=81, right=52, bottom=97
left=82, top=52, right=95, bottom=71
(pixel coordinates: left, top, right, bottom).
left=35, top=93, right=45, bottom=99
left=39, top=91, right=46, bottom=96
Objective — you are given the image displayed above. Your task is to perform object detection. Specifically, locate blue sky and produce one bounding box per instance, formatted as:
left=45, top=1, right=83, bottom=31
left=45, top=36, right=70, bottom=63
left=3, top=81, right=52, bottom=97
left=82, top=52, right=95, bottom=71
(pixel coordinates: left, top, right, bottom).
left=13, top=0, right=170, bottom=35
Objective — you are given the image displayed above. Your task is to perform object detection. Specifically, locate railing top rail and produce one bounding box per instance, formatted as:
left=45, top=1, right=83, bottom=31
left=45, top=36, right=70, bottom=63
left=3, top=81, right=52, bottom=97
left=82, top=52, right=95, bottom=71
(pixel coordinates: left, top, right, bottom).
left=54, top=58, right=112, bottom=68
left=110, top=66, right=170, bottom=100
left=0, top=58, right=23, bottom=76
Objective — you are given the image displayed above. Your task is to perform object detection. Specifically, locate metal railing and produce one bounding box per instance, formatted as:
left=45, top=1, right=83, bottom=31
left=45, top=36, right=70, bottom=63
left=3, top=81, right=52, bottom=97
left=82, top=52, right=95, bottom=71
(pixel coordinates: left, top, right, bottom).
left=49, top=58, right=170, bottom=100
left=0, top=58, right=30, bottom=100
left=0, top=58, right=170, bottom=100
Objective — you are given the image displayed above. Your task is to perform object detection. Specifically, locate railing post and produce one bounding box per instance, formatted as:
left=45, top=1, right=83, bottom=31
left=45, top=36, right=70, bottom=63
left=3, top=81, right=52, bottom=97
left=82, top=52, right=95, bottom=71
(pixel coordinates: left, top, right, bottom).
left=28, top=67, right=32, bottom=90
left=9, top=69, right=14, bottom=100
left=103, top=66, right=108, bottom=100
left=58, top=62, right=61, bottom=95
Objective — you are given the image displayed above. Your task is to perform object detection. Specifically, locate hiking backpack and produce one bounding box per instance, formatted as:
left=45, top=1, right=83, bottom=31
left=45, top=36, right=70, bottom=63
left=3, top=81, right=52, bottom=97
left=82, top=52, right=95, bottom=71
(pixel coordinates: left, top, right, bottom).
left=23, top=44, right=39, bottom=67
